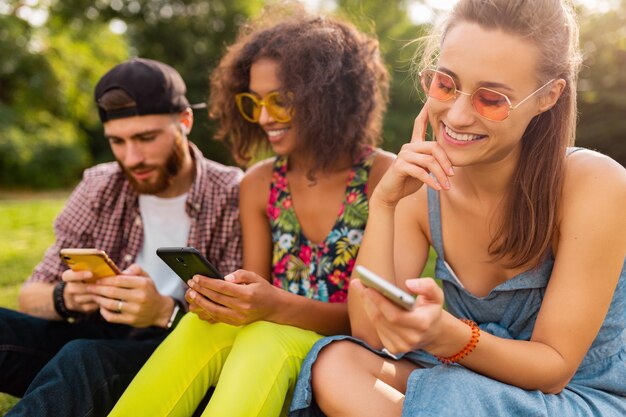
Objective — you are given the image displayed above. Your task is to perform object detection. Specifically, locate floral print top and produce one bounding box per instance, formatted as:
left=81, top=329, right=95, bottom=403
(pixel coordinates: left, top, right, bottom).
left=268, top=146, right=376, bottom=302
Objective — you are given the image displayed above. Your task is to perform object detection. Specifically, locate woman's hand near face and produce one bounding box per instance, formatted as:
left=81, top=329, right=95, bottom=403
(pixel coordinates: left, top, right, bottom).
left=185, top=269, right=278, bottom=326
left=373, top=103, right=455, bottom=207
left=356, top=277, right=446, bottom=355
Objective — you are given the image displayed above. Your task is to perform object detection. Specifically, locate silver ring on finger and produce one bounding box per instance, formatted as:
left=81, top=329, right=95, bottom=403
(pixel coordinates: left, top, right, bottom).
left=117, top=299, right=124, bottom=314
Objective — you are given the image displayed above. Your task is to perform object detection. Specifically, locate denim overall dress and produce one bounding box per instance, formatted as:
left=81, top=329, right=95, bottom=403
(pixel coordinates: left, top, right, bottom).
left=289, top=186, right=626, bottom=417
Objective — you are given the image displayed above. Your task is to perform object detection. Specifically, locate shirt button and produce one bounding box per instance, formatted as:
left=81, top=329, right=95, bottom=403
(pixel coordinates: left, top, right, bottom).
left=124, top=254, right=133, bottom=263
left=134, top=216, right=142, bottom=226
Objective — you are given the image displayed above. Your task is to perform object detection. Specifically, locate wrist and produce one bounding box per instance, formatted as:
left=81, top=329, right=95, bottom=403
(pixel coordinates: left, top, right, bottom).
left=369, top=192, right=399, bottom=211
left=265, top=286, right=285, bottom=323
left=426, top=313, right=471, bottom=357
left=429, top=317, right=481, bottom=365
left=163, top=297, right=186, bottom=330
left=52, top=281, right=83, bottom=321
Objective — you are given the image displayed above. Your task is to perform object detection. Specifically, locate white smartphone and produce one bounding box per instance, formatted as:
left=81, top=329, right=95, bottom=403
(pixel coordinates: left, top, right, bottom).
left=355, top=265, right=416, bottom=310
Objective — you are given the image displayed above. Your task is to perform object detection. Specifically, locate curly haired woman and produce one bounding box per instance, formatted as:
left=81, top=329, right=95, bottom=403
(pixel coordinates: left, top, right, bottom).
left=109, top=2, right=394, bottom=417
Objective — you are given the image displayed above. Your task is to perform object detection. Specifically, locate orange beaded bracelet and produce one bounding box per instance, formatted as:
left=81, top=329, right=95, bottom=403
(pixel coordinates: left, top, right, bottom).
left=435, top=319, right=480, bottom=365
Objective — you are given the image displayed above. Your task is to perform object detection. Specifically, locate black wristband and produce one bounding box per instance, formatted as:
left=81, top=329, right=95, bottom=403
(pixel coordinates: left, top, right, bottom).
left=52, top=281, right=82, bottom=320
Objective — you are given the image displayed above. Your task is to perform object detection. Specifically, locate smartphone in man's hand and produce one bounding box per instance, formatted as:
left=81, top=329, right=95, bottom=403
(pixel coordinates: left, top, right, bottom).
left=59, top=248, right=121, bottom=281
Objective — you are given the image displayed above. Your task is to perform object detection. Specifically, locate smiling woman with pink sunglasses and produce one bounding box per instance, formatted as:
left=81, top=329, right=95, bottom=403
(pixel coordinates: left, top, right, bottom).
left=289, top=1, right=626, bottom=416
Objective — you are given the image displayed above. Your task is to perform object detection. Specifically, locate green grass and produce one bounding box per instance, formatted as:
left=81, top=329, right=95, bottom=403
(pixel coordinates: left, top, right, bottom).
left=0, top=191, right=68, bottom=415
left=0, top=192, right=67, bottom=308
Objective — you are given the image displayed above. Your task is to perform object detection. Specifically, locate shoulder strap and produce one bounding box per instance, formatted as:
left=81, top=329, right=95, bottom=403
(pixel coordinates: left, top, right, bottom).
left=427, top=187, right=445, bottom=258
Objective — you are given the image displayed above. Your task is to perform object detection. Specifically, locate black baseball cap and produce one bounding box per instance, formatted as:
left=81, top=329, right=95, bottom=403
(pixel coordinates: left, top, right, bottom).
left=95, top=57, right=204, bottom=122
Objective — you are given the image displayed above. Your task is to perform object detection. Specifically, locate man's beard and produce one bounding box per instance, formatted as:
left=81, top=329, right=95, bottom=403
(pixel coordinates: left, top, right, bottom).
left=119, top=135, right=186, bottom=195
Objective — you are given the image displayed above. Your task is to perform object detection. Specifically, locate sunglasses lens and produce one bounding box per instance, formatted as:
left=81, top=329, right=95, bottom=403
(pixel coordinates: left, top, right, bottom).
left=266, top=93, right=292, bottom=123
left=237, top=95, right=261, bottom=122
left=422, top=70, right=455, bottom=101
left=473, top=89, right=510, bottom=121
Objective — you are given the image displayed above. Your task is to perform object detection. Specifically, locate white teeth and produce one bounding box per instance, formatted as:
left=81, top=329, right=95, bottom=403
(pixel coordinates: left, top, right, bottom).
left=267, top=128, right=289, bottom=137
left=444, top=125, right=482, bottom=141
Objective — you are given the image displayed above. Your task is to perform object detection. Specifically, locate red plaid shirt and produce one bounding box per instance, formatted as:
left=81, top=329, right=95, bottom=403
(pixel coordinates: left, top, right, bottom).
left=27, top=143, right=242, bottom=285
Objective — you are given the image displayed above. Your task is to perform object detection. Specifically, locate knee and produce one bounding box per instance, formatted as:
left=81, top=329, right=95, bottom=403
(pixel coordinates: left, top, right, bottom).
left=310, top=341, right=355, bottom=402
left=57, top=339, right=101, bottom=361
left=33, top=339, right=105, bottom=385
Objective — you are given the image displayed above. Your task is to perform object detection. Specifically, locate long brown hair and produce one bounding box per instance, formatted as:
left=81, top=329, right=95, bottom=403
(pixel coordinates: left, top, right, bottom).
left=418, top=0, right=582, bottom=269
left=209, top=1, right=389, bottom=174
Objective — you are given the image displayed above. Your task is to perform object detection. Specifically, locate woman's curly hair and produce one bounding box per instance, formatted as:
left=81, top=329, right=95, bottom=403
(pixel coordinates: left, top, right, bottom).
left=209, top=2, right=389, bottom=173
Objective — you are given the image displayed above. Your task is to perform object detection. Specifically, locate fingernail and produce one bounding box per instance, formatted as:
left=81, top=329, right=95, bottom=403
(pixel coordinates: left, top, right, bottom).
left=189, top=290, right=197, bottom=300
left=187, top=280, right=195, bottom=288
left=448, top=167, right=455, bottom=176
left=224, top=274, right=235, bottom=282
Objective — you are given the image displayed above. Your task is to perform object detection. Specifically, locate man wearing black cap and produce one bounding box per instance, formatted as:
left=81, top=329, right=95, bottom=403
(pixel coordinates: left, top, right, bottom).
left=0, top=58, right=243, bottom=416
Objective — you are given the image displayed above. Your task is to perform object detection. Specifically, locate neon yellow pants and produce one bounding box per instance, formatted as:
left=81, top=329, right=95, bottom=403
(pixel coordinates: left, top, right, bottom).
left=108, top=313, right=322, bottom=417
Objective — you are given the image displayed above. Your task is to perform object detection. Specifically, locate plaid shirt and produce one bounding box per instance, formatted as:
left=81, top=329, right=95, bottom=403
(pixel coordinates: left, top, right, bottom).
left=27, top=143, right=243, bottom=285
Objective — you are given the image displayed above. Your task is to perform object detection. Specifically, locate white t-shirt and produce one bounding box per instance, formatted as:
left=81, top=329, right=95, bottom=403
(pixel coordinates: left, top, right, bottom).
left=135, top=193, right=191, bottom=302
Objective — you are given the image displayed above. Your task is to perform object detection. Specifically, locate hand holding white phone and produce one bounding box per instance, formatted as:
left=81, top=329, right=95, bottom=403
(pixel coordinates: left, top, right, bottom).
left=355, top=265, right=416, bottom=310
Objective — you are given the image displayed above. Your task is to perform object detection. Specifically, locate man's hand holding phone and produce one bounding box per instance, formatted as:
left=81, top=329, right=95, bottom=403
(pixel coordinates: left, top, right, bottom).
left=59, top=248, right=122, bottom=315
left=87, top=264, right=173, bottom=328
left=60, top=268, right=100, bottom=315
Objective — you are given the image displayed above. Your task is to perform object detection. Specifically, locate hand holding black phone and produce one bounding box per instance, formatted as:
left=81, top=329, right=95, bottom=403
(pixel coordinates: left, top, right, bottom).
left=156, top=247, right=224, bottom=284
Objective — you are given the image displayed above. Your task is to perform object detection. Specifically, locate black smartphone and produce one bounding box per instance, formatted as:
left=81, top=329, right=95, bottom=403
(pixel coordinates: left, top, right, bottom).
left=156, top=247, right=224, bottom=283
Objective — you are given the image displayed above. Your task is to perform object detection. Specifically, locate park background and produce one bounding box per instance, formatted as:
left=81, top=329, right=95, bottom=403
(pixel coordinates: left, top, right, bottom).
left=0, top=0, right=625, bottom=413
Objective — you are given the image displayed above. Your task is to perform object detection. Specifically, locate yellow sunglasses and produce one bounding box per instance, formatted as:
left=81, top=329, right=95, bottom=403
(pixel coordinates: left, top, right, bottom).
left=234, top=91, right=293, bottom=124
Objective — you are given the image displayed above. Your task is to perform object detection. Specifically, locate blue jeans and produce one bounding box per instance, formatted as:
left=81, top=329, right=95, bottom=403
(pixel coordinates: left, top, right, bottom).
left=0, top=307, right=167, bottom=417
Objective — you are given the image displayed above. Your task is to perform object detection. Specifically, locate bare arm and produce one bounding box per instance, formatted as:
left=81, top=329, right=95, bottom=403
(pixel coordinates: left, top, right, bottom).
left=239, top=160, right=273, bottom=279
left=18, top=282, right=58, bottom=319
left=191, top=273, right=350, bottom=335
left=18, top=178, right=97, bottom=318
left=458, top=151, right=626, bottom=393
left=349, top=108, right=448, bottom=344
left=361, top=150, right=626, bottom=393
left=188, top=160, right=350, bottom=334
left=188, top=151, right=397, bottom=336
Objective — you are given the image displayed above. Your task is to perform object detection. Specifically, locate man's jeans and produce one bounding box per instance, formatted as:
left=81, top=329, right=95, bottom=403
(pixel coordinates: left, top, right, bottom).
left=0, top=307, right=167, bottom=417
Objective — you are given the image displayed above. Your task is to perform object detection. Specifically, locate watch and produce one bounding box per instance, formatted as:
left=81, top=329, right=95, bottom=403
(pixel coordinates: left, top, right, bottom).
left=166, top=298, right=186, bottom=330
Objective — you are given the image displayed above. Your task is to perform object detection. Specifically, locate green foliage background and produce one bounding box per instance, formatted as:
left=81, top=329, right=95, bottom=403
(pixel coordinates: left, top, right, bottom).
left=0, top=0, right=624, bottom=187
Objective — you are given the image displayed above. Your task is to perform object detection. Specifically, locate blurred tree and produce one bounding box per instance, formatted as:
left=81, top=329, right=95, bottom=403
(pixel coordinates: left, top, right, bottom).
left=1, top=0, right=624, bottom=189
left=0, top=2, right=127, bottom=187
left=48, top=0, right=265, bottom=166
left=577, top=1, right=626, bottom=166
left=336, top=0, right=428, bottom=153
